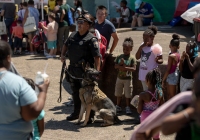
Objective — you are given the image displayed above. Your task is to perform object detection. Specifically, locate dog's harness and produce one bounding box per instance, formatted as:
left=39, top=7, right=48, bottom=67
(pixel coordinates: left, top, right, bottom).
left=91, top=86, right=107, bottom=104
left=80, top=83, right=107, bottom=105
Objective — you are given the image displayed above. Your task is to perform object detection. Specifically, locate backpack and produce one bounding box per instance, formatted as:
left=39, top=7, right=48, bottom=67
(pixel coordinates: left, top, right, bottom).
left=65, top=4, right=74, bottom=26
left=128, top=7, right=135, bottom=23
left=54, top=4, right=74, bottom=26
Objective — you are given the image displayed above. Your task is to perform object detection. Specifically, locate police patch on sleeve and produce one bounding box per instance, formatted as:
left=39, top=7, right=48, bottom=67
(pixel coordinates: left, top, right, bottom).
left=91, top=38, right=99, bottom=49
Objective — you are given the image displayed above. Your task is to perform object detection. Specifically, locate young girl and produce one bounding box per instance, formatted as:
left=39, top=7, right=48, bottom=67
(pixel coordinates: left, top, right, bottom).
left=24, top=78, right=45, bottom=140
left=138, top=68, right=164, bottom=140
left=135, top=25, right=163, bottom=91
left=41, top=12, right=58, bottom=58
left=162, top=34, right=180, bottom=100
left=114, top=37, right=137, bottom=114
left=179, top=41, right=199, bottom=92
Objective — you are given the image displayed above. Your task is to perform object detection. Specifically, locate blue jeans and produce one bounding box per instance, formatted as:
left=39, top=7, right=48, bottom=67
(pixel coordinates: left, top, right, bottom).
left=4, top=18, right=14, bottom=47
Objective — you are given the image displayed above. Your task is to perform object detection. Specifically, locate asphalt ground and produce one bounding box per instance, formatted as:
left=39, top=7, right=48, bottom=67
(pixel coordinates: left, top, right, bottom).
left=11, top=25, right=197, bottom=140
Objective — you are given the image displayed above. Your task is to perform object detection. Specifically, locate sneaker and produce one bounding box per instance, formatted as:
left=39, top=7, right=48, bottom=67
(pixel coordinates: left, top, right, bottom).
left=66, top=100, right=74, bottom=106
left=132, top=27, right=137, bottom=31
left=116, top=105, right=122, bottom=112
left=46, top=55, right=54, bottom=58
left=125, top=106, right=132, bottom=115
left=44, top=51, right=49, bottom=56
left=25, top=52, right=34, bottom=55
left=52, top=55, right=57, bottom=58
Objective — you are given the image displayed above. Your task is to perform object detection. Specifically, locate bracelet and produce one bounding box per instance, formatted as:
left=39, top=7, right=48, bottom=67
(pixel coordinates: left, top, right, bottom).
left=183, top=111, right=189, bottom=119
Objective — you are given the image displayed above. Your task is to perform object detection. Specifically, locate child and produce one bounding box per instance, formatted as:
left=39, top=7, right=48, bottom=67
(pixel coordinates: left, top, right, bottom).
left=111, top=0, right=130, bottom=28
left=24, top=77, right=45, bottom=140
left=162, top=34, right=180, bottom=100
left=12, top=20, right=24, bottom=55
left=179, top=41, right=199, bottom=92
left=32, top=110, right=45, bottom=140
left=137, top=68, right=164, bottom=140
left=135, top=25, right=163, bottom=91
left=41, top=12, right=58, bottom=58
left=114, top=37, right=137, bottom=114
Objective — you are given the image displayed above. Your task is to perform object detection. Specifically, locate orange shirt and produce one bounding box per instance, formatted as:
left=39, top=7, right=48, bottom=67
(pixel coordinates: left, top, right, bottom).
left=13, top=26, right=24, bottom=39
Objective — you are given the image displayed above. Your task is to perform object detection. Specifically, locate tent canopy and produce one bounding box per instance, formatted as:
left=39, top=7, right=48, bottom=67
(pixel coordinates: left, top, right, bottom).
left=174, top=0, right=200, bottom=17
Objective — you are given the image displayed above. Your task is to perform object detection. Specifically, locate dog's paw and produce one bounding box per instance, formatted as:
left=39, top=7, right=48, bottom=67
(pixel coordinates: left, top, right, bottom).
left=75, top=121, right=81, bottom=125
left=100, top=123, right=111, bottom=127
left=80, top=123, right=87, bottom=127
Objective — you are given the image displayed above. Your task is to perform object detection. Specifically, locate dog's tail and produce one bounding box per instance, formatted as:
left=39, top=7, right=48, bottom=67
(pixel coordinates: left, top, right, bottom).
left=114, top=115, right=122, bottom=124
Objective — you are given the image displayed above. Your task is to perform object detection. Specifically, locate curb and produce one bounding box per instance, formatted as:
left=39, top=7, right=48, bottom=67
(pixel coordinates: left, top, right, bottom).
left=116, top=28, right=132, bottom=33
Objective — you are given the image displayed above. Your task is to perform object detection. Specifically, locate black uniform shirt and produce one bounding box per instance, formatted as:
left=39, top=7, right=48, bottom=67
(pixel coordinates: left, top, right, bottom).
left=65, top=31, right=101, bottom=65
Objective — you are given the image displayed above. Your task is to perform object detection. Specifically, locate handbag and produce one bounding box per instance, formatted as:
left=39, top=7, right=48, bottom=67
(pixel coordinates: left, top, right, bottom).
left=0, top=18, right=7, bottom=35
left=23, top=10, right=37, bottom=33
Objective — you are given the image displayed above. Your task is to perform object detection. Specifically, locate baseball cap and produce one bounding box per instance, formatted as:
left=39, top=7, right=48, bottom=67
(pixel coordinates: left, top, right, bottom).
left=135, top=0, right=143, bottom=9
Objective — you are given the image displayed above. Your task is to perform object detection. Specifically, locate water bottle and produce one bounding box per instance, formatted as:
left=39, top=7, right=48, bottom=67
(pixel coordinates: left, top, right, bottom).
left=35, top=71, right=44, bottom=95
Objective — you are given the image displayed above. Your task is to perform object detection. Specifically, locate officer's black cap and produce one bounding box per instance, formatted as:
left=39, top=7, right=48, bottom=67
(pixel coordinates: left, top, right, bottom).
left=77, top=13, right=94, bottom=25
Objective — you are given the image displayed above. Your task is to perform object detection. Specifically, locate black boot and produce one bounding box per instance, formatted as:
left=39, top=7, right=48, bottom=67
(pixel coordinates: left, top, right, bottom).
left=66, top=113, right=79, bottom=121
left=66, top=88, right=81, bottom=121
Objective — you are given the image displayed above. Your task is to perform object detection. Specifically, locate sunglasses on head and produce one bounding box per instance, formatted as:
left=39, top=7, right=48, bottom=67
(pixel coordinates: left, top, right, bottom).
left=77, top=20, right=86, bottom=25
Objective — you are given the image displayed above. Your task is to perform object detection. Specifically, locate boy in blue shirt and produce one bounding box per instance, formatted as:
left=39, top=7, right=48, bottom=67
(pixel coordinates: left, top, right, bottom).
left=131, top=0, right=154, bottom=29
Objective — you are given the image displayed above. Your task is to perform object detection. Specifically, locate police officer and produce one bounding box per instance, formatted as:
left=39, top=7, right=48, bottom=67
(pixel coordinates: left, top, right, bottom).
left=61, top=13, right=101, bottom=121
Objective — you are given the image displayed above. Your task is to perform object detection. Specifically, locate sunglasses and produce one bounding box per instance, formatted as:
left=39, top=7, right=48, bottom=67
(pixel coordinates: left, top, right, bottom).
left=77, top=20, right=86, bottom=25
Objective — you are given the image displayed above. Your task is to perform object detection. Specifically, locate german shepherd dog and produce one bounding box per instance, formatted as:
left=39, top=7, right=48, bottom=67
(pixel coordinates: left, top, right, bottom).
left=77, top=67, right=120, bottom=127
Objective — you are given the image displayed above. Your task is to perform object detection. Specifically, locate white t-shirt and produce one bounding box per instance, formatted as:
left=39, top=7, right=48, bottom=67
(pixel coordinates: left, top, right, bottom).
left=121, top=7, right=130, bottom=18
left=139, top=44, right=162, bottom=81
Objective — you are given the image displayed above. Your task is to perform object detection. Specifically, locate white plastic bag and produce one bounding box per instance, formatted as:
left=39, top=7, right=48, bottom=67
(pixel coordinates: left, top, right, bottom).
left=0, top=19, right=7, bottom=35
left=24, top=11, right=37, bottom=33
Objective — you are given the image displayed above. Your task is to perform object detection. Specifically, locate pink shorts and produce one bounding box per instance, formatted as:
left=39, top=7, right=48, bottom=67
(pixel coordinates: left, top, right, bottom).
left=140, top=110, right=160, bottom=139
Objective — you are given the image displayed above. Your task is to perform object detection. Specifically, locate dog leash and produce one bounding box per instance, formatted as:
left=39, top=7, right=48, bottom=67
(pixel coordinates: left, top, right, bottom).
left=58, top=59, right=90, bottom=103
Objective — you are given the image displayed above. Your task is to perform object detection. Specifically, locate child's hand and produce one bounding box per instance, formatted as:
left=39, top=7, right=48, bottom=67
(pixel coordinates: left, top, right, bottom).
left=181, top=51, right=186, bottom=60
left=119, top=58, right=125, bottom=65
left=155, top=56, right=159, bottom=63
left=185, top=52, right=189, bottom=60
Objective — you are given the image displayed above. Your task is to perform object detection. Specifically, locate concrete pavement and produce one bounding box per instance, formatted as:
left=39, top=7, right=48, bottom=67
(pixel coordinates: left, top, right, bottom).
left=11, top=25, right=196, bottom=140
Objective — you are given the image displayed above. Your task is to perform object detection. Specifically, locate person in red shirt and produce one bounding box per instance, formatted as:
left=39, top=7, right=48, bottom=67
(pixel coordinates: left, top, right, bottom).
left=12, top=20, right=24, bottom=55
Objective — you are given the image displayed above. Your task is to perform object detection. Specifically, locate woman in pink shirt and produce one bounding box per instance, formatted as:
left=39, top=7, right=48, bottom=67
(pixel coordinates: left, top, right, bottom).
left=41, top=12, right=58, bottom=58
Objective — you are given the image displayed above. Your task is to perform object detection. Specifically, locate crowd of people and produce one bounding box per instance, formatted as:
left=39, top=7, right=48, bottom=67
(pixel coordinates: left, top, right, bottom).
left=0, top=0, right=200, bottom=140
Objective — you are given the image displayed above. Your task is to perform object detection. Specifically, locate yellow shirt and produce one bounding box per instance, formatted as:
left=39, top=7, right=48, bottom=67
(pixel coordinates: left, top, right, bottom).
left=48, top=0, right=56, bottom=11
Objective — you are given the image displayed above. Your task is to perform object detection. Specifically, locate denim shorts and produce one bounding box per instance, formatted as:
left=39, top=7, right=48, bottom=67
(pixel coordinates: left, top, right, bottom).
left=166, top=69, right=179, bottom=85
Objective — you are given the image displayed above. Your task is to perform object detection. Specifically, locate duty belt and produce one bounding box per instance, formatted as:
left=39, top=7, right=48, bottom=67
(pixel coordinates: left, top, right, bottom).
left=70, top=63, right=83, bottom=67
